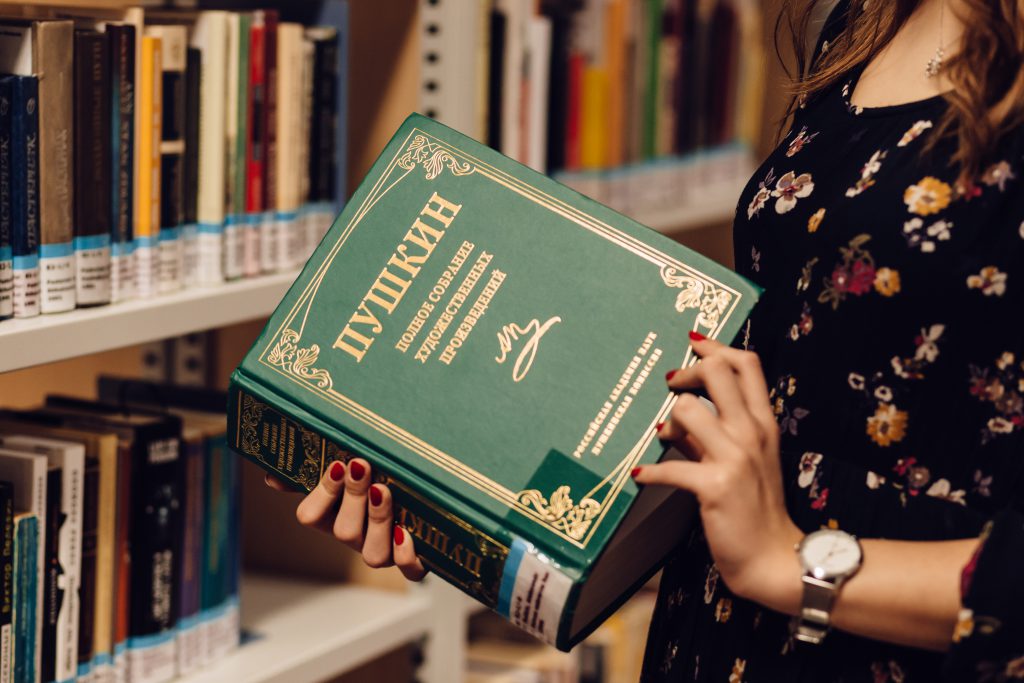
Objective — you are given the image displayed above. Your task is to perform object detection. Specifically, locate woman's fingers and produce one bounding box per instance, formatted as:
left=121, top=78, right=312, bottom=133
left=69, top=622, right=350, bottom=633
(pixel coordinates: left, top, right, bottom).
left=668, top=393, right=739, bottom=460
left=631, top=459, right=710, bottom=498
left=686, top=337, right=777, bottom=436
left=393, top=526, right=428, bottom=582
left=264, top=472, right=295, bottom=492
left=362, top=484, right=395, bottom=568
left=294, top=461, right=345, bottom=533
left=333, top=458, right=372, bottom=547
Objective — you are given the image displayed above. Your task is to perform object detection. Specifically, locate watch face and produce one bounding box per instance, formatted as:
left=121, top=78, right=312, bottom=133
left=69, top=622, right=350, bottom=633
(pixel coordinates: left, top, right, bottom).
left=799, top=529, right=863, bottom=579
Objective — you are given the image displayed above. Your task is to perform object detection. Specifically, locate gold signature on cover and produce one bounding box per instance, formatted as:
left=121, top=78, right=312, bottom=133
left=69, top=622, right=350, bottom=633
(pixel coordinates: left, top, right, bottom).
left=517, top=486, right=601, bottom=541
left=495, top=316, right=562, bottom=382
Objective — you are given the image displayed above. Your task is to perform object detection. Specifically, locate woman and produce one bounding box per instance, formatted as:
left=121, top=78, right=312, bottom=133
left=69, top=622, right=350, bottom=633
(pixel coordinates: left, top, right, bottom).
left=271, top=0, right=1024, bottom=679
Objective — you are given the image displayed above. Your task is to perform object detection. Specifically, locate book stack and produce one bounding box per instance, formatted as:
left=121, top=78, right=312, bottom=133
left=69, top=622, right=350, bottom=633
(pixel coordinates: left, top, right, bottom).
left=0, top=3, right=348, bottom=322
left=0, top=380, right=241, bottom=683
left=421, top=0, right=762, bottom=222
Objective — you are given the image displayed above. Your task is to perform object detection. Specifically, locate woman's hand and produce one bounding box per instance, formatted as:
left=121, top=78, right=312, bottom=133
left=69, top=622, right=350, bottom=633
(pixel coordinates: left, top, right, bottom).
left=632, top=334, right=803, bottom=610
left=265, top=458, right=427, bottom=581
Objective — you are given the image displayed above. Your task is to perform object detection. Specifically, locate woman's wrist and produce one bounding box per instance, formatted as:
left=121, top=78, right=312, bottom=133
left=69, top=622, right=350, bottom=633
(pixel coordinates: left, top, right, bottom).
left=734, top=523, right=805, bottom=616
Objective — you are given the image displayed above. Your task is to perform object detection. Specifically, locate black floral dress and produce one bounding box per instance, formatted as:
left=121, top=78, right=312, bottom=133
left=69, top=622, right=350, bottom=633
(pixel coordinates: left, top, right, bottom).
left=640, top=7, right=1024, bottom=683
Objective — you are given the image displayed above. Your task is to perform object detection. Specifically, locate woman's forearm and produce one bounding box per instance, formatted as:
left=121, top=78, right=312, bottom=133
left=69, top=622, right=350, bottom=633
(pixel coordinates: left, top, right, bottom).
left=749, top=537, right=978, bottom=651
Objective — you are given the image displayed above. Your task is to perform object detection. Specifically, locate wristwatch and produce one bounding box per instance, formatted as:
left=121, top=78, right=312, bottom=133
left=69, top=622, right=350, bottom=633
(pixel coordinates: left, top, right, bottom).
left=791, top=528, right=863, bottom=645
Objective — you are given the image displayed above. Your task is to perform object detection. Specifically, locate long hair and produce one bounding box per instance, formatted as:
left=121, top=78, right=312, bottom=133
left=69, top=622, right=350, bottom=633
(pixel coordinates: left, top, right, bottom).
left=777, top=0, right=1024, bottom=185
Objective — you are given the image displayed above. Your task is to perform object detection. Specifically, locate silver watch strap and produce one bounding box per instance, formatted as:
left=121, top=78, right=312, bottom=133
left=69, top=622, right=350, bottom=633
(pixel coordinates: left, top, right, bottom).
left=792, top=575, right=839, bottom=644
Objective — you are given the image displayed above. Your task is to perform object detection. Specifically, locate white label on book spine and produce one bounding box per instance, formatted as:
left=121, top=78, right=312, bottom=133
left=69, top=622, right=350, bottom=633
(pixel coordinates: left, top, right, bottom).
left=243, top=214, right=261, bottom=277
left=135, top=240, right=157, bottom=299
left=181, top=224, right=199, bottom=288
left=12, top=261, right=40, bottom=318
left=111, top=242, right=136, bottom=303
left=223, top=219, right=243, bottom=280
left=277, top=213, right=296, bottom=272
left=125, top=634, right=176, bottom=683
left=1, top=622, right=11, bottom=683
left=74, top=237, right=112, bottom=306
left=498, top=539, right=572, bottom=647
left=197, top=226, right=224, bottom=286
left=40, top=242, right=77, bottom=313
left=260, top=212, right=277, bottom=273
left=158, top=228, right=183, bottom=294
left=0, top=257, right=13, bottom=318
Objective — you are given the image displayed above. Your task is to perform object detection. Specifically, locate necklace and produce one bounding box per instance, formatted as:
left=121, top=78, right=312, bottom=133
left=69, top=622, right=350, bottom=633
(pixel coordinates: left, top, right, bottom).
left=925, top=0, right=945, bottom=78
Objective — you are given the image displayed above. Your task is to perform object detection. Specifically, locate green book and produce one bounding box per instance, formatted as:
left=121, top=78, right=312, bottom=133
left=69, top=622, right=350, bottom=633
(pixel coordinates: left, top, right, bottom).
left=227, top=113, right=759, bottom=650
left=11, top=512, right=38, bottom=683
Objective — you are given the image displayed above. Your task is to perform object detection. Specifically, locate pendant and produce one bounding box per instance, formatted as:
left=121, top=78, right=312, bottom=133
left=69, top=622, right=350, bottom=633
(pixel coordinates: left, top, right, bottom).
left=926, top=47, right=945, bottom=78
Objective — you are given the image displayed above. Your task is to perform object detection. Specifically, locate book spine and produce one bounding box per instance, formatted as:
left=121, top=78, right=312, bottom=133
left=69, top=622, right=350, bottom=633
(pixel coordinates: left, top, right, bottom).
left=263, top=12, right=281, bottom=273
left=192, top=12, right=227, bottom=287
left=246, top=20, right=268, bottom=276
left=135, top=36, right=162, bottom=300
left=76, top=457, right=99, bottom=682
left=33, top=21, right=77, bottom=314
left=58, top=451, right=84, bottom=683
left=0, top=484, right=13, bottom=683
left=109, top=25, right=137, bottom=304
left=73, top=31, right=114, bottom=307
left=125, top=435, right=181, bottom=683
left=0, top=79, right=13, bottom=320
left=296, top=36, right=313, bottom=267
left=233, top=15, right=252, bottom=279
left=174, top=438, right=203, bottom=676
left=181, top=48, right=201, bottom=289
left=90, top=441, right=123, bottom=683
left=12, top=515, right=39, bottom=683
left=309, top=31, right=339, bottom=254
left=199, top=437, right=238, bottom=662
left=156, top=29, right=186, bottom=296
left=222, top=14, right=242, bottom=282
left=41, top=468, right=62, bottom=683
left=9, top=75, right=41, bottom=319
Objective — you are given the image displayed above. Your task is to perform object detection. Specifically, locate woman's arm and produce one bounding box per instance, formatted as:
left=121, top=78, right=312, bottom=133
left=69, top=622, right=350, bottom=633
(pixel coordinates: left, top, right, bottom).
left=632, top=335, right=979, bottom=653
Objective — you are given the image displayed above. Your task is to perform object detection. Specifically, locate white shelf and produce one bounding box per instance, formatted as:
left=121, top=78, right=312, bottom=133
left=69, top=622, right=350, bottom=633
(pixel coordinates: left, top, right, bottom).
left=633, top=174, right=748, bottom=234
left=178, top=573, right=434, bottom=683
left=0, top=272, right=299, bottom=373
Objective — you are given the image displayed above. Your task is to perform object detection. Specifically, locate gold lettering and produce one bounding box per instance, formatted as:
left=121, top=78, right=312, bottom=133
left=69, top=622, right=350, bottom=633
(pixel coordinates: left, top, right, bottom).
left=333, top=325, right=376, bottom=362
left=495, top=317, right=562, bottom=382
left=420, top=191, right=462, bottom=227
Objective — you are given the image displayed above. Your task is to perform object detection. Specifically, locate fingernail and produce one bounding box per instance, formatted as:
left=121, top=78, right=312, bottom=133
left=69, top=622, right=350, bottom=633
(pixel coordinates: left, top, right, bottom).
left=329, top=461, right=344, bottom=482
left=349, top=461, right=365, bottom=481
left=655, top=421, right=665, bottom=433
left=631, top=466, right=642, bottom=478
left=394, top=526, right=405, bottom=545
left=369, top=484, right=382, bottom=506
left=665, top=369, right=677, bottom=382
left=689, top=331, right=707, bottom=342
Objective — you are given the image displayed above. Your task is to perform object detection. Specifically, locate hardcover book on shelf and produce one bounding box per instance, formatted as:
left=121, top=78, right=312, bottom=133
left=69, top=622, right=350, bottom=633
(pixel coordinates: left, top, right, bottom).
left=0, top=434, right=86, bottom=683
left=135, top=35, right=163, bottom=299
left=108, top=23, right=137, bottom=304
left=10, top=512, right=38, bottom=683
left=1, top=78, right=12, bottom=321
left=305, top=25, right=341, bottom=257
left=273, top=23, right=304, bottom=276
left=0, top=21, right=77, bottom=315
left=227, top=113, right=759, bottom=650
left=1, top=481, right=13, bottom=683
left=182, top=46, right=201, bottom=288
left=223, top=12, right=251, bottom=282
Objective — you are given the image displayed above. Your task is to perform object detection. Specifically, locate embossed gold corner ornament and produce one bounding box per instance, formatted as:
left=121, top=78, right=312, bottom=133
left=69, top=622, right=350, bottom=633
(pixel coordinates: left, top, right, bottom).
left=660, top=265, right=733, bottom=331
left=239, top=394, right=266, bottom=459
left=398, top=134, right=474, bottom=180
left=267, top=329, right=334, bottom=390
left=517, top=486, right=602, bottom=541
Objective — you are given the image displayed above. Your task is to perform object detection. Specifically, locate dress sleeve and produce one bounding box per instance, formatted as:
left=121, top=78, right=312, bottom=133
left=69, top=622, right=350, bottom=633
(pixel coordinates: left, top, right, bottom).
left=943, top=509, right=1024, bottom=681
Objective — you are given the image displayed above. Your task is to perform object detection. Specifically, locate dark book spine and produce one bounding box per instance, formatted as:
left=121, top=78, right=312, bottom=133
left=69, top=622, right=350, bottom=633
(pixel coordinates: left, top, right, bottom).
left=263, top=11, right=278, bottom=220
left=76, top=456, right=99, bottom=676
left=0, top=481, right=14, bottom=678
left=41, top=467, right=64, bottom=683
left=73, top=30, right=113, bottom=306
left=8, top=75, right=41, bottom=318
left=158, top=37, right=186, bottom=293
left=228, top=387, right=509, bottom=611
left=109, top=24, right=136, bottom=303
left=200, top=435, right=239, bottom=658
left=310, top=34, right=338, bottom=207
left=487, top=10, right=506, bottom=152
left=0, top=79, right=13, bottom=320
left=128, top=432, right=183, bottom=643
left=175, top=437, right=204, bottom=672
left=182, top=47, right=201, bottom=285
left=542, top=5, right=570, bottom=173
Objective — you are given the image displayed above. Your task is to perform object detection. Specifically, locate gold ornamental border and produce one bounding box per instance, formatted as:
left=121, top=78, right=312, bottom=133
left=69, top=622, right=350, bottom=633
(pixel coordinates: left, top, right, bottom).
left=257, top=127, right=744, bottom=549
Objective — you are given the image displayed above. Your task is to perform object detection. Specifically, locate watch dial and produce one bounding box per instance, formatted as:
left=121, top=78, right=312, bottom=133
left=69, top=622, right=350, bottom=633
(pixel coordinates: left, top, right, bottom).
left=800, top=530, right=862, bottom=579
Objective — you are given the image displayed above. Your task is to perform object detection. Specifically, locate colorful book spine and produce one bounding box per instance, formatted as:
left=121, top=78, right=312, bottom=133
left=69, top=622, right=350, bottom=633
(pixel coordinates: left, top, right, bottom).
left=191, top=11, right=228, bottom=287
left=109, top=24, right=137, bottom=304
left=135, top=36, right=162, bottom=299
left=199, top=437, right=239, bottom=661
left=246, top=16, right=268, bottom=276
left=262, top=11, right=283, bottom=273
left=0, top=79, right=13, bottom=321
left=73, top=30, right=114, bottom=307
left=0, top=482, right=13, bottom=683
left=11, top=513, right=38, bottom=683
left=32, top=21, right=77, bottom=315
left=6, top=75, right=40, bottom=319
left=181, top=47, right=201, bottom=289
left=223, top=13, right=250, bottom=281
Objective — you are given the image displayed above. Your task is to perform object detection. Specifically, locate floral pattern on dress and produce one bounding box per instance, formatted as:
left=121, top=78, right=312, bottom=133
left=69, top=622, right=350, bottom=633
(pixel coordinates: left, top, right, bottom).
left=967, top=267, right=1008, bottom=296
left=982, top=161, right=1015, bottom=191
left=897, top=120, right=933, bottom=147
left=904, top=176, right=953, bottom=215
left=818, top=234, right=898, bottom=309
left=903, top=217, right=953, bottom=252
left=747, top=168, right=776, bottom=219
left=787, top=126, right=819, bottom=157
left=846, top=150, right=886, bottom=197
left=808, top=207, right=826, bottom=233
left=969, top=352, right=1024, bottom=443
left=772, top=171, right=815, bottom=214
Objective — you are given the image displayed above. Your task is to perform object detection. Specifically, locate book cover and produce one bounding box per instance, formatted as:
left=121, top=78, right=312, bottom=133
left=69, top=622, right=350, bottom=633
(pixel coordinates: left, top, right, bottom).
left=135, top=36, right=163, bottom=300
left=181, top=47, right=201, bottom=289
left=227, top=114, right=758, bottom=649
left=190, top=11, right=228, bottom=287
left=0, top=434, right=85, bottom=683
left=108, top=23, right=137, bottom=304
left=1, top=481, right=13, bottom=683
left=0, top=21, right=77, bottom=315
left=246, top=15, right=268, bottom=276
left=0, top=78, right=13, bottom=321
left=0, top=449, right=47, bottom=679
left=3, top=75, right=40, bottom=319
left=10, top=512, right=37, bottom=683
left=73, top=29, right=114, bottom=307
left=145, top=25, right=186, bottom=296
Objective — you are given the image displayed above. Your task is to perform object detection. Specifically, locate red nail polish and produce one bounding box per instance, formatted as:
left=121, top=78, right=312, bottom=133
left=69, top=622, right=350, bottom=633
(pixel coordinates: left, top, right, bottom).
left=656, top=421, right=665, bottom=432
left=349, top=460, right=365, bottom=481
left=665, top=369, right=677, bottom=382
left=394, top=526, right=405, bottom=545
left=631, top=466, right=642, bottom=478
left=689, top=331, right=707, bottom=342
left=329, top=461, right=344, bottom=482
left=369, top=485, right=382, bottom=506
